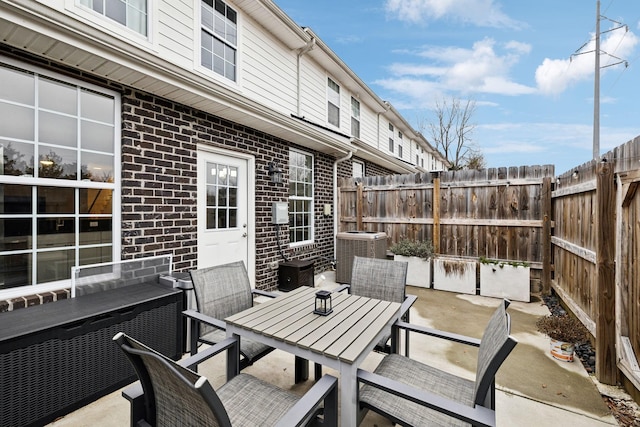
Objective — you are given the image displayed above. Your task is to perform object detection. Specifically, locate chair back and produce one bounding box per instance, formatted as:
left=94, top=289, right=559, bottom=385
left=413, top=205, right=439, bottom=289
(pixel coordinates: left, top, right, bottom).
left=350, top=256, right=408, bottom=303
left=114, top=332, right=231, bottom=427
left=473, top=299, right=517, bottom=407
left=190, top=261, right=253, bottom=336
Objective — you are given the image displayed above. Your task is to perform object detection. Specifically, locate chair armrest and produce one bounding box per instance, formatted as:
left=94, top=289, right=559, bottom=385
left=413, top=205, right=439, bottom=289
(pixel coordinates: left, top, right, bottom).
left=400, top=294, right=417, bottom=317
left=183, top=309, right=226, bottom=330
left=274, top=374, right=339, bottom=427
left=252, top=289, right=277, bottom=298
left=181, top=337, right=238, bottom=370
left=394, top=321, right=481, bottom=347
left=331, top=284, right=350, bottom=293
left=122, top=338, right=239, bottom=427
left=357, top=369, right=495, bottom=427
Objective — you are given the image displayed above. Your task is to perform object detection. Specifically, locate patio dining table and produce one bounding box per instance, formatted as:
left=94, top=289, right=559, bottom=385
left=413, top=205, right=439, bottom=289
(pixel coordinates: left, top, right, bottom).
left=225, top=286, right=401, bottom=427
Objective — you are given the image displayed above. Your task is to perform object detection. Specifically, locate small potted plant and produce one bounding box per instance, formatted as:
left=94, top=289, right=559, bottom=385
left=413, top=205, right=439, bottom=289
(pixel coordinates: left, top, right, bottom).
left=536, top=314, right=588, bottom=362
left=389, top=239, right=434, bottom=288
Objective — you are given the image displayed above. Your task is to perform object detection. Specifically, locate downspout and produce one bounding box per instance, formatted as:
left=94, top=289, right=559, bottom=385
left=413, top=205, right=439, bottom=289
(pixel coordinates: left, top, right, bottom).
left=297, top=31, right=315, bottom=116
left=333, top=150, right=353, bottom=257
left=376, top=101, right=391, bottom=150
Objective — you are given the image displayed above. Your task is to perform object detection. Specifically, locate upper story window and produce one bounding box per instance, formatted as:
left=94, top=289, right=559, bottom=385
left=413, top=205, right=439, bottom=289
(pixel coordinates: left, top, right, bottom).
left=327, top=78, right=340, bottom=128
left=201, top=0, right=238, bottom=81
left=79, top=0, right=148, bottom=35
left=289, top=149, right=314, bottom=246
left=350, top=97, right=360, bottom=138
left=388, top=123, right=394, bottom=152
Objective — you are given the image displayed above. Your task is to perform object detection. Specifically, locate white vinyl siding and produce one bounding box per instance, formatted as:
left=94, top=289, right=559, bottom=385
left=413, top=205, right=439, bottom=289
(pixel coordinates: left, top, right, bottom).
left=298, top=57, right=326, bottom=122
left=157, top=0, right=194, bottom=64
left=240, top=18, right=298, bottom=114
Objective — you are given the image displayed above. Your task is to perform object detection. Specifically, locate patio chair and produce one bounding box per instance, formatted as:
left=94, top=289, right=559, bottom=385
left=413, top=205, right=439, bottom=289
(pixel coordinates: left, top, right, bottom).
left=114, top=332, right=338, bottom=427
left=356, top=299, right=517, bottom=427
left=335, top=256, right=416, bottom=355
left=184, top=261, right=276, bottom=371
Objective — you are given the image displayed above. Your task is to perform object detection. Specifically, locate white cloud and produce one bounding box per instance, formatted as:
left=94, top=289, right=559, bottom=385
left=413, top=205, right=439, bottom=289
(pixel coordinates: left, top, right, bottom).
left=384, top=0, right=523, bottom=29
left=535, top=25, right=639, bottom=96
left=374, top=38, right=535, bottom=106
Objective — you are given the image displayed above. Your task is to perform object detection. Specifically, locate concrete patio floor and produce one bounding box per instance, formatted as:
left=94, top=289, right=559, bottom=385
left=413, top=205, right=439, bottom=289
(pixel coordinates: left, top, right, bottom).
left=48, top=271, right=624, bottom=426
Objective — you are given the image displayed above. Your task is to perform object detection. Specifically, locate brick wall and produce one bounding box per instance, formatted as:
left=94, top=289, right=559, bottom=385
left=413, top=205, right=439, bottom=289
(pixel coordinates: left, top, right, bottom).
left=0, top=44, right=395, bottom=310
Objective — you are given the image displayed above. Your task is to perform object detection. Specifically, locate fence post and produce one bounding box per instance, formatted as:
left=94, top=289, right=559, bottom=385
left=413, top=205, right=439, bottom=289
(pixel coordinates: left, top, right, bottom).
left=433, top=175, right=440, bottom=254
left=542, top=177, right=552, bottom=294
left=596, top=160, right=617, bottom=385
left=356, top=182, right=363, bottom=231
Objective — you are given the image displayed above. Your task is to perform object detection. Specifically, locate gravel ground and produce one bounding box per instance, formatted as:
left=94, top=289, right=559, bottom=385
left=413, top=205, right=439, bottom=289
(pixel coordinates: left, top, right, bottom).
left=542, top=294, right=640, bottom=426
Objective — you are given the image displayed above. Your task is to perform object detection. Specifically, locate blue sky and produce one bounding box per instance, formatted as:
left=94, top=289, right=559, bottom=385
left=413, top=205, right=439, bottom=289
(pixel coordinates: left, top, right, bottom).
left=274, top=0, right=640, bottom=174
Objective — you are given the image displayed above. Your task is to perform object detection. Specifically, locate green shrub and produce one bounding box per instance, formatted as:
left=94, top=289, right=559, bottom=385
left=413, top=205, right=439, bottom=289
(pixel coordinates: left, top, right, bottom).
left=389, top=239, right=434, bottom=259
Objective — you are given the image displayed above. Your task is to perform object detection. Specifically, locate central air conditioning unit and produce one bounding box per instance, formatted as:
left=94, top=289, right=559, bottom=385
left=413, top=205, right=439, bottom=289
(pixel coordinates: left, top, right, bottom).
left=335, top=231, right=387, bottom=284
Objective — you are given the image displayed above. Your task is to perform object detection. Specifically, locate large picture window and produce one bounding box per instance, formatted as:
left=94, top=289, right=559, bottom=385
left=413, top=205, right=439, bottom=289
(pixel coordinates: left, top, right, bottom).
left=289, top=150, right=313, bottom=245
left=201, top=0, right=238, bottom=81
left=0, top=58, right=119, bottom=295
left=79, top=0, right=148, bottom=35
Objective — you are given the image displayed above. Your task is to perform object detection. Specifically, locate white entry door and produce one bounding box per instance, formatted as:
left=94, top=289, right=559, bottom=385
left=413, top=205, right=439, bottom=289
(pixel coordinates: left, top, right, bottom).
left=197, top=149, right=254, bottom=285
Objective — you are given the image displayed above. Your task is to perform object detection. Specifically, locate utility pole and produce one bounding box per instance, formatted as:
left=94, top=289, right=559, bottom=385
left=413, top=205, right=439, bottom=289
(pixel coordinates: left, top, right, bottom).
left=572, top=1, right=628, bottom=161
left=593, top=0, right=600, bottom=160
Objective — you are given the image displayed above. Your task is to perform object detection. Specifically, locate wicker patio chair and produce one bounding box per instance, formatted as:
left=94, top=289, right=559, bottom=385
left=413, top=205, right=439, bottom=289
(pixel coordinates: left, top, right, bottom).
left=114, top=333, right=338, bottom=427
left=356, top=299, right=517, bottom=427
left=184, top=261, right=276, bottom=370
left=335, top=256, right=416, bottom=355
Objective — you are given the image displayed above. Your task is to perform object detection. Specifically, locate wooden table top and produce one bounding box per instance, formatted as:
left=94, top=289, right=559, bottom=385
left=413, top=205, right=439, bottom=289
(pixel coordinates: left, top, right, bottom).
left=225, top=286, right=401, bottom=364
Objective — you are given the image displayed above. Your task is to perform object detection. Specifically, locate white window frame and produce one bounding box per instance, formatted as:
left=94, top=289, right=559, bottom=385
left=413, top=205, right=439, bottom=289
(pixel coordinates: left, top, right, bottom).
left=198, top=0, right=240, bottom=83
left=388, top=123, right=394, bottom=153
left=0, top=56, right=121, bottom=299
left=72, top=0, right=151, bottom=39
left=288, top=149, right=314, bottom=247
left=350, top=96, right=360, bottom=138
left=327, top=77, right=340, bottom=128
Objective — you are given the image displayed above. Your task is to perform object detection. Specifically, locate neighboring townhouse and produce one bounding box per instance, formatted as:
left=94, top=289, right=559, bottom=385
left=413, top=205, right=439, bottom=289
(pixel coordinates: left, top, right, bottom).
left=0, top=0, right=449, bottom=307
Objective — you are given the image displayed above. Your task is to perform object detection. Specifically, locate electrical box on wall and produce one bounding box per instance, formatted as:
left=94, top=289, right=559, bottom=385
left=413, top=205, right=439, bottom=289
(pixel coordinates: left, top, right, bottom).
left=272, top=202, right=288, bottom=225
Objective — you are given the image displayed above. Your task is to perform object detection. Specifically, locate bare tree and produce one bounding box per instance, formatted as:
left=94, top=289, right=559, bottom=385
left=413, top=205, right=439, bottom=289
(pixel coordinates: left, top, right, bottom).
left=418, top=97, right=480, bottom=170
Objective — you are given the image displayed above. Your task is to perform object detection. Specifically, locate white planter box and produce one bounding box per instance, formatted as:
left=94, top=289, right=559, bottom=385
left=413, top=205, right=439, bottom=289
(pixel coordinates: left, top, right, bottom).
left=433, top=258, right=477, bottom=295
left=394, top=255, right=431, bottom=288
left=479, top=263, right=530, bottom=302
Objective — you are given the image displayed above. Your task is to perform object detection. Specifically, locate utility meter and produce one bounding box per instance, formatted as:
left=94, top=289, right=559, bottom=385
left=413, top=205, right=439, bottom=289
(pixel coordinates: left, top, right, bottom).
left=272, top=202, right=288, bottom=225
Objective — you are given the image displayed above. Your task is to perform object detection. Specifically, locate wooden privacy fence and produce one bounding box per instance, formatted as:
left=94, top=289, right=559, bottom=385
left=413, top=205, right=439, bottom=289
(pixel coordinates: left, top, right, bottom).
left=338, top=166, right=554, bottom=292
left=338, top=135, right=640, bottom=391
